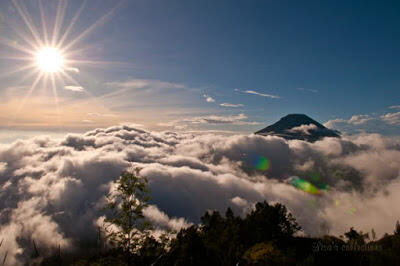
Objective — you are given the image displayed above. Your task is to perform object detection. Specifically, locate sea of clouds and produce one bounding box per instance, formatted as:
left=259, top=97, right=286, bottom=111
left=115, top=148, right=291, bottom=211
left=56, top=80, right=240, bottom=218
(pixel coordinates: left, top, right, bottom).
left=0, top=125, right=400, bottom=264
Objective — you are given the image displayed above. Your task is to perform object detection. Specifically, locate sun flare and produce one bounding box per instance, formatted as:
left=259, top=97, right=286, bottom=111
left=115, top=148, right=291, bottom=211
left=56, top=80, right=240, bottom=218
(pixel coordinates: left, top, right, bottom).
left=1, top=0, right=122, bottom=125
left=36, top=47, right=64, bottom=73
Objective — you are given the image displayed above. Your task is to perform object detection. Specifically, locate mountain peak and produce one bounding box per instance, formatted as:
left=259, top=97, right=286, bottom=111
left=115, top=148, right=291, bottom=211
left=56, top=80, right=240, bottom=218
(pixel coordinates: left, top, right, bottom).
left=255, top=114, right=340, bottom=142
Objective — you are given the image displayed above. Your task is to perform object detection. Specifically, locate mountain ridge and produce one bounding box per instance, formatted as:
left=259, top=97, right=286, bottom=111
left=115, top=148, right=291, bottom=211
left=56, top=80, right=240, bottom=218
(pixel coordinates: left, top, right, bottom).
left=255, top=114, right=340, bottom=142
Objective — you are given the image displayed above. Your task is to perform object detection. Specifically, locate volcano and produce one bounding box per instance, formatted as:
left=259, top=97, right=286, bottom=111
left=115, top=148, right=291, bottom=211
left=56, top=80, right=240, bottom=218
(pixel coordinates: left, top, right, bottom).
left=255, top=114, right=340, bottom=142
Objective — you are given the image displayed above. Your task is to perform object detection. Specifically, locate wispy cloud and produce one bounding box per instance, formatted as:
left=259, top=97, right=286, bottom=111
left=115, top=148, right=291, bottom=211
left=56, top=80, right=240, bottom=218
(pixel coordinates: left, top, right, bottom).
left=236, top=89, right=280, bottom=99
left=187, top=113, right=252, bottom=124
left=297, top=87, right=318, bottom=93
left=65, top=67, right=80, bottom=73
left=102, top=79, right=187, bottom=101
left=381, top=112, right=400, bottom=125
left=64, top=86, right=84, bottom=92
left=203, top=94, right=215, bottom=103
left=349, top=114, right=373, bottom=125
left=389, top=105, right=400, bottom=110
left=107, top=79, right=185, bottom=90
left=324, top=112, right=400, bottom=135
left=159, top=113, right=260, bottom=128
left=220, top=103, right=244, bottom=108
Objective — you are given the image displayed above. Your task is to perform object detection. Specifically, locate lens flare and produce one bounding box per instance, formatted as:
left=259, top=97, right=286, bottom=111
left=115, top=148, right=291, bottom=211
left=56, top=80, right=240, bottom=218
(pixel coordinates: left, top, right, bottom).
left=290, top=176, right=321, bottom=195
left=252, top=156, right=270, bottom=171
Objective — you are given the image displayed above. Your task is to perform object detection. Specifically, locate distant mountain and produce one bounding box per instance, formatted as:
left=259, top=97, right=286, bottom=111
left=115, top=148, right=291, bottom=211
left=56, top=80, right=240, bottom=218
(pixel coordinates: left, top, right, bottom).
left=255, top=114, right=340, bottom=142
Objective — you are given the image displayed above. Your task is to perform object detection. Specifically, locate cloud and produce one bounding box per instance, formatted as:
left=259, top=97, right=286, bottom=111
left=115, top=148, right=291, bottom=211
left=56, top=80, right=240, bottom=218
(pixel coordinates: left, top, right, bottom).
left=0, top=125, right=400, bottom=264
left=324, top=112, right=400, bottom=135
left=0, top=162, right=6, bottom=174
left=389, top=105, right=400, bottom=109
left=64, top=86, right=84, bottom=92
left=187, top=113, right=249, bottom=124
left=203, top=94, right=215, bottom=103
left=100, top=79, right=190, bottom=109
left=143, top=205, right=191, bottom=232
left=241, top=90, right=280, bottom=99
left=220, top=103, right=244, bottom=108
left=65, top=67, right=80, bottom=73
left=288, top=124, right=318, bottom=135
left=160, top=113, right=260, bottom=127
left=348, top=115, right=373, bottom=125
left=297, top=88, right=318, bottom=93
left=381, top=112, right=400, bottom=125
left=105, top=79, right=185, bottom=97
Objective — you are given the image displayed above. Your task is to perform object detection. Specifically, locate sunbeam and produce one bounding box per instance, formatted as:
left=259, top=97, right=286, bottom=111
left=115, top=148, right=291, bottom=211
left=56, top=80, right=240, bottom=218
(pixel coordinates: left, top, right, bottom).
left=57, top=0, right=88, bottom=48
left=0, top=64, right=36, bottom=79
left=1, top=0, right=124, bottom=125
left=12, top=0, right=43, bottom=48
left=15, top=72, right=43, bottom=117
left=50, top=74, right=61, bottom=127
left=52, top=0, right=68, bottom=46
left=38, top=0, right=49, bottom=45
left=62, top=0, right=124, bottom=52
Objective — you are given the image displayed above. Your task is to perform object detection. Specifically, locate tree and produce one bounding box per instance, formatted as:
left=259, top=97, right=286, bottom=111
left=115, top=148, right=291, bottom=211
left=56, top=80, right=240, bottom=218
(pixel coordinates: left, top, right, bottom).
left=103, top=168, right=152, bottom=264
left=371, top=228, right=377, bottom=241
left=394, top=220, right=400, bottom=236
left=243, top=201, right=301, bottom=245
left=165, top=225, right=217, bottom=266
left=344, top=227, right=369, bottom=244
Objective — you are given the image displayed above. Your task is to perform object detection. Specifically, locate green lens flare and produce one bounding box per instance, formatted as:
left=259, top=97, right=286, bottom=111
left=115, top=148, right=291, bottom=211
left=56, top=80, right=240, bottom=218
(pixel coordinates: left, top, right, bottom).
left=290, top=176, right=321, bottom=195
left=253, top=156, right=270, bottom=171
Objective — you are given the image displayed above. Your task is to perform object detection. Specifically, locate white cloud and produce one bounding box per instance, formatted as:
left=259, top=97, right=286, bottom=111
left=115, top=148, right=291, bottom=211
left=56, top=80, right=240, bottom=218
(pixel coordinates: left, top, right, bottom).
left=381, top=112, right=400, bottom=125
left=0, top=162, right=6, bottom=174
left=65, top=67, right=80, bottom=73
left=242, top=90, right=280, bottom=99
left=64, top=85, right=84, bottom=92
left=143, top=205, right=191, bottom=232
left=349, top=115, right=373, bottom=125
left=180, top=113, right=259, bottom=125
left=158, top=113, right=260, bottom=128
left=288, top=124, right=318, bottom=135
left=220, top=103, right=244, bottom=108
left=107, top=79, right=185, bottom=90
left=203, top=94, right=215, bottom=103
left=0, top=125, right=399, bottom=264
left=323, top=118, right=347, bottom=129
left=389, top=105, right=400, bottom=109
left=324, top=112, right=400, bottom=135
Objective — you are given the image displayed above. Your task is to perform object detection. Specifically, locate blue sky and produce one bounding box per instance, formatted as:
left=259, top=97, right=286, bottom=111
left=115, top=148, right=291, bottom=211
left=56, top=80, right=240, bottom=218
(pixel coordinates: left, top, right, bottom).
left=0, top=0, right=399, bottom=139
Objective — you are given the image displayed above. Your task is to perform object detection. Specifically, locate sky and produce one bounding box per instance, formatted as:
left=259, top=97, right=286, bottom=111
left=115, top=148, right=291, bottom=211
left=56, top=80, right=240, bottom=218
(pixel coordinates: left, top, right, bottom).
left=1, top=2, right=400, bottom=264
left=0, top=0, right=399, bottom=141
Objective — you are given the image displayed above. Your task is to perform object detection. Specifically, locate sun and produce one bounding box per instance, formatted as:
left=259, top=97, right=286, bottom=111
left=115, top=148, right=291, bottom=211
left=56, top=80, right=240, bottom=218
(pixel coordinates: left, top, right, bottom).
left=36, top=47, right=64, bottom=73
left=1, top=0, right=123, bottom=122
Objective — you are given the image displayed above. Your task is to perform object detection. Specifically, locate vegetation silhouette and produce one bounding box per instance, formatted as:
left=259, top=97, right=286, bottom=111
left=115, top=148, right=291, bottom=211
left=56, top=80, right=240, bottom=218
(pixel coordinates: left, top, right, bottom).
left=40, top=170, right=400, bottom=265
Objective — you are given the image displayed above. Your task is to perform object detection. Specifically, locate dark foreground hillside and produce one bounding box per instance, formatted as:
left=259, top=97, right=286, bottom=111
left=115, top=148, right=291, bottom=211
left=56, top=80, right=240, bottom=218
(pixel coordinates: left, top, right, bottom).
left=40, top=201, right=400, bottom=266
